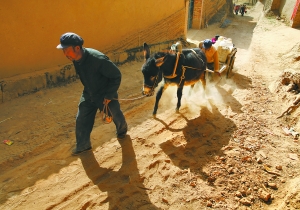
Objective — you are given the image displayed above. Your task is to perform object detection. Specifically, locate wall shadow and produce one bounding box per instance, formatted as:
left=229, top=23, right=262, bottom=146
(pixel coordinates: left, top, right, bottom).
left=188, top=12, right=258, bottom=50
left=227, top=15, right=257, bottom=50
left=80, top=135, right=159, bottom=210
left=227, top=72, right=253, bottom=89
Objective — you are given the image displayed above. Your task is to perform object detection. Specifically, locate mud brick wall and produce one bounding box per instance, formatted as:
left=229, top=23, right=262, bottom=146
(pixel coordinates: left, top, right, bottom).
left=104, top=7, right=187, bottom=60
left=192, top=0, right=227, bottom=29
left=0, top=0, right=185, bottom=80
left=0, top=1, right=187, bottom=102
left=192, top=0, right=203, bottom=29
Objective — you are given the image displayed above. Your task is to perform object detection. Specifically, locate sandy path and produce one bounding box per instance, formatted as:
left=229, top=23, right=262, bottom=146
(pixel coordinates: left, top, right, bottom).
left=1, top=2, right=300, bottom=209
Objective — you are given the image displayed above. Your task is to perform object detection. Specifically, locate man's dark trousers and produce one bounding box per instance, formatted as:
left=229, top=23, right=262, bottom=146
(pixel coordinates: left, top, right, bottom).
left=75, top=98, right=127, bottom=151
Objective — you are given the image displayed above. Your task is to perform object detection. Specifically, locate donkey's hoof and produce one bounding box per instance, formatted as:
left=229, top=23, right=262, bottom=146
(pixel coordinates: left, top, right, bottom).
left=175, top=109, right=180, bottom=113
left=152, top=113, right=157, bottom=118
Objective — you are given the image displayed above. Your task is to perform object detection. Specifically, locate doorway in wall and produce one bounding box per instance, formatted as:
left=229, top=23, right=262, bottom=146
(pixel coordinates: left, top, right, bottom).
left=188, top=0, right=194, bottom=29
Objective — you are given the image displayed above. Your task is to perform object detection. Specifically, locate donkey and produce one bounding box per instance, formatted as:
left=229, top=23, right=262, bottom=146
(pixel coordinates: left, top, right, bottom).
left=141, top=42, right=207, bottom=116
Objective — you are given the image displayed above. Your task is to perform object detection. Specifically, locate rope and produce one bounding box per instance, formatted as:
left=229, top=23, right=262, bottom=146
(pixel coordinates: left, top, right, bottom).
left=102, top=102, right=113, bottom=124
left=141, top=69, right=161, bottom=97
left=101, top=92, right=147, bottom=124
left=164, top=52, right=180, bottom=78
left=182, top=65, right=203, bottom=71
left=179, top=66, right=186, bottom=86
left=115, top=95, right=147, bottom=101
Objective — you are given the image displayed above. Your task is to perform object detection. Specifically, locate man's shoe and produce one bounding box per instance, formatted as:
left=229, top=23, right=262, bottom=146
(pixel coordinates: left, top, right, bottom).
left=72, top=147, right=92, bottom=156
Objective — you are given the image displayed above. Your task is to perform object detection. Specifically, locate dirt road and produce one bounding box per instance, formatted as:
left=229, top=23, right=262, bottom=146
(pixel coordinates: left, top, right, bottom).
left=1, top=2, right=300, bottom=209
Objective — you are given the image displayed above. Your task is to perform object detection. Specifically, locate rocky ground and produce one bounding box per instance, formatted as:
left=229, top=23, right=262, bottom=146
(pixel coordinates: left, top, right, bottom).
left=1, top=2, right=300, bottom=210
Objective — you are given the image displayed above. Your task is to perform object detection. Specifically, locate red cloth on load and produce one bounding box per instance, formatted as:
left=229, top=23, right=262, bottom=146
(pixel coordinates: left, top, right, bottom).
left=291, top=0, right=300, bottom=20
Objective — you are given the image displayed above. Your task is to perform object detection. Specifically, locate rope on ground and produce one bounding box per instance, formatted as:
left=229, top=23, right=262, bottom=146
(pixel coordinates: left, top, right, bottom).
left=277, top=96, right=300, bottom=119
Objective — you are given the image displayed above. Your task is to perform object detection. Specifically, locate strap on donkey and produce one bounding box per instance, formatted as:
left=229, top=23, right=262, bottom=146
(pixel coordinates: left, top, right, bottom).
left=165, top=42, right=183, bottom=79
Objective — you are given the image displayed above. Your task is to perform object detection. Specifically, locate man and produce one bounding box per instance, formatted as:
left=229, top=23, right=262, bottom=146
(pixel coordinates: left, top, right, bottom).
left=200, top=39, right=219, bottom=72
left=57, top=32, right=128, bottom=155
left=234, top=4, right=241, bottom=15
left=211, top=35, right=220, bottom=44
left=240, top=5, right=246, bottom=16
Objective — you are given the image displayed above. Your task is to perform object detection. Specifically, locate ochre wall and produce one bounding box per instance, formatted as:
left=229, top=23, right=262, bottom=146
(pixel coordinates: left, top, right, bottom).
left=0, top=0, right=186, bottom=79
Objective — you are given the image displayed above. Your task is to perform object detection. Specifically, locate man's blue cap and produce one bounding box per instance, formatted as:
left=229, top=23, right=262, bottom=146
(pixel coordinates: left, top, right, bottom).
left=203, top=39, right=212, bottom=49
left=56, top=32, right=84, bottom=49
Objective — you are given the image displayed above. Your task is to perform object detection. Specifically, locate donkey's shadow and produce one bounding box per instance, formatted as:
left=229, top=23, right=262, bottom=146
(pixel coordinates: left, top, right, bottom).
left=158, top=105, right=236, bottom=176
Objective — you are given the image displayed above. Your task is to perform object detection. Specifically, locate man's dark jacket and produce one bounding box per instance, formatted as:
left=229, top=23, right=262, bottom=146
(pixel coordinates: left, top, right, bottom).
left=73, top=48, right=121, bottom=107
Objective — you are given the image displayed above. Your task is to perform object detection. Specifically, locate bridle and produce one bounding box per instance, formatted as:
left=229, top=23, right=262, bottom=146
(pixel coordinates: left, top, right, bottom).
left=142, top=67, right=162, bottom=96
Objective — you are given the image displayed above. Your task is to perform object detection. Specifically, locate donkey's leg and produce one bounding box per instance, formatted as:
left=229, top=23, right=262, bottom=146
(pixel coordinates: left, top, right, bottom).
left=176, top=87, right=183, bottom=113
left=153, top=84, right=168, bottom=116
left=200, top=72, right=206, bottom=90
left=188, top=84, right=195, bottom=96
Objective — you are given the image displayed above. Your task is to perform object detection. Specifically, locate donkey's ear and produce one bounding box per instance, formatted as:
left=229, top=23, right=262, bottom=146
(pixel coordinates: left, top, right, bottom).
left=143, top=43, right=150, bottom=61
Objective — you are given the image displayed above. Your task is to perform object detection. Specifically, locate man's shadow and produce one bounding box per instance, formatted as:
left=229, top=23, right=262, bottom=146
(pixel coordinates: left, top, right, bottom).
left=80, top=135, right=159, bottom=210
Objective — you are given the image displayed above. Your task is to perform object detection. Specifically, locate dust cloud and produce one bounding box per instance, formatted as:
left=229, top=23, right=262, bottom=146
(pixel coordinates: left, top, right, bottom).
left=155, top=72, right=231, bottom=118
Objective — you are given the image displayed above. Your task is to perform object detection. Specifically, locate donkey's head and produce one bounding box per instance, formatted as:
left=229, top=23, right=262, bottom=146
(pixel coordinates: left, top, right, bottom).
left=141, top=43, right=166, bottom=96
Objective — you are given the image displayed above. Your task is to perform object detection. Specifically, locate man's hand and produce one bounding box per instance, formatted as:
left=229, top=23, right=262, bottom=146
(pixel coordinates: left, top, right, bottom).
left=103, top=99, right=111, bottom=105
